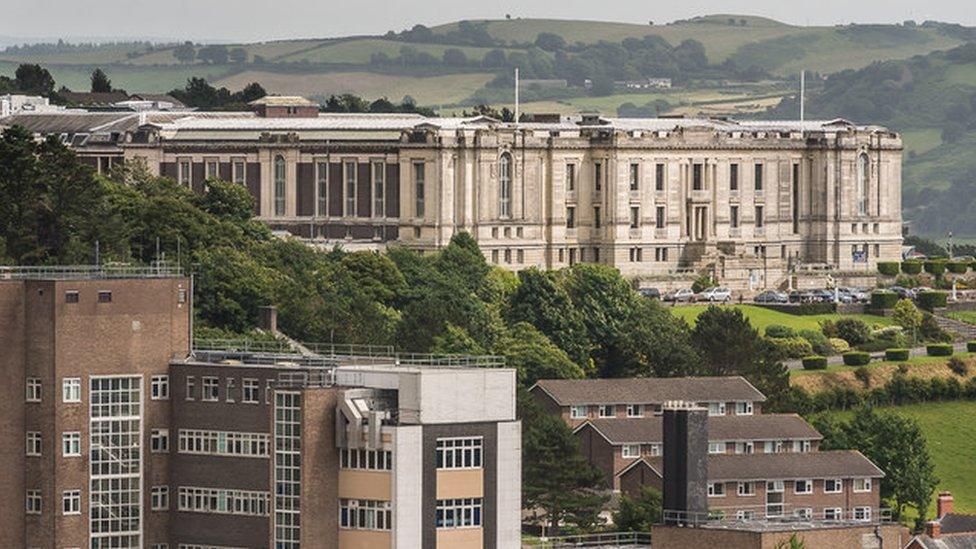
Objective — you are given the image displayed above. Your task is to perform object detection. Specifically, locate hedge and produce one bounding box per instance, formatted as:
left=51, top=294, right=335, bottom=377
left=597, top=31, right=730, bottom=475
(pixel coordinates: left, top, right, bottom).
left=870, top=291, right=899, bottom=310
left=925, top=260, right=947, bottom=276
left=927, top=343, right=954, bottom=357
left=969, top=341, right=976, bottom=353
left=901, top=261, right=923, bottom=275
left=843, top=351, right=872, bottom=366
left=828, top=337, right=850, bottom=354
left=766, top=324, right=797, bottom=338
left=917, top=291, right=948, bottom=311
left=878, top=262, right=900, bottom=276
left=947, top=261, right=970, bottom=274
left=779, top=375, right=976, bottom=415
left=801, top=356, right=828, bottom=370
left=769, top=336, right=814, bottom=359
left=885, top=348, right=910, bottom=361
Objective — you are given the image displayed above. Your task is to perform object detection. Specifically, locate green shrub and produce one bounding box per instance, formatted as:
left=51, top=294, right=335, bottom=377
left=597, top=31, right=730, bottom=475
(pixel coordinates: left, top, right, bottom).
left=765, top=324, right=796, bottom=338
left=926, top=343, right=954, bottom=357
left=799, top=329, right=832, bottom=355
left=870, top=291, right=899, bottom=310
left=924, top=260, right=947, bottom=276
left=835, top=318, right=871, bottom=345
left=843, top=351, right=872, bottom=366
left=885, top=348, right=910, bottom=361
left=801, top=356, right=828, bottom=370
left=854, top=366, right=872, bottom=387
left=947, top=261, right=970, bottom=274
left=897, top=363, right=910, bottom=375
left=968, top=341, right=976, bottom=353
left=921, top=313, right=953, bottom=343
left=916, top=291, right=948, bottom=311
left=947, top=356, right=969, bottom=376
left=896, top=275, right=923, bottom=288
left=827, top=337, right=850, bottom=354
left=768, top=336, right=814, bottom=359
left=877, top=262, right=900, bottom=276
left=901, top=261, right=923, bottom=275
left=692, top=274, right=717, bottom=293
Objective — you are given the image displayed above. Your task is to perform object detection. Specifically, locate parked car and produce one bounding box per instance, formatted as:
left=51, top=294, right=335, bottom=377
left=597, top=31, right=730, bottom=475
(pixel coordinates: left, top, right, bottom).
left=808, top=289, right=839, bottom=303
left=638, top=288, right=661, bottom=299
left=697, top=287, right=732, bottom=303
left=664, top=288, right=695, bottom=303
left=889, top=286, right=916, bottom=300
left=844, top=287, right=870, bottom=303
left=754, top=290, right=789, bottom=304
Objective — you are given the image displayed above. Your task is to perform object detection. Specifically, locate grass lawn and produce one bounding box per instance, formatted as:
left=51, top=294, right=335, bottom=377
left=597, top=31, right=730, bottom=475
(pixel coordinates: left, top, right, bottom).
left=669, top=304, right=893, bottom=334
left=946, top=311, right=976, bottom=326
left=822, top=401, right=976, bottom=514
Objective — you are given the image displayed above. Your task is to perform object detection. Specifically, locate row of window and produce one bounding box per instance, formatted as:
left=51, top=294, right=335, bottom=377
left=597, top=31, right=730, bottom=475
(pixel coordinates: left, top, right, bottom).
left=436, top=498, right=483, bottom=529
left=177, top=486, right=271, bottom=516
left=340, top=448, right=393, bottom=470
left=184, top=375, right=268, bottom=404
left=561, top=160, right=778, bottom=194
left=570, top=401, right=753, bottom=419
left=25, top=487, right=171, bottom=516
left=708, top=478, right=872, bottom=497
left=724, top=507, right=873, bottom=521
left=26, top=374, right=174, bottom=403
left=178, top=429, right=270, bottom=458
left=708, top=440, right=813, bottom=454
left=435, top=437, right=483, bottom=469
left=338, top=499, right=392, bottom=531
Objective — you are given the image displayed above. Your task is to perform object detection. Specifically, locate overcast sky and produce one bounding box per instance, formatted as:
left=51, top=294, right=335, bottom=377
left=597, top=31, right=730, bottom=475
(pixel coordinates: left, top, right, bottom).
left=1, top=0, right=973, bottom=43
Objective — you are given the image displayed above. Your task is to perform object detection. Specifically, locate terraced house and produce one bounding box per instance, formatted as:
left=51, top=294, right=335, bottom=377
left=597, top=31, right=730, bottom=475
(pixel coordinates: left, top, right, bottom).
left=0, top=267, right=520, bottom=549
left=1, top=96, right=902, bottom=289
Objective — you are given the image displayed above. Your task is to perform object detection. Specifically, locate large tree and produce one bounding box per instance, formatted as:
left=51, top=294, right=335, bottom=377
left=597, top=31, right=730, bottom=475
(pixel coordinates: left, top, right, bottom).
left=90, top=68, right=112, bottom=93
left=507, top=267, right=591, bottom=369
left=609, top=298, right=700, bottom=378
left=14, top=64, right=55, bottom=95
left=612, top=486, right=662, bottom=532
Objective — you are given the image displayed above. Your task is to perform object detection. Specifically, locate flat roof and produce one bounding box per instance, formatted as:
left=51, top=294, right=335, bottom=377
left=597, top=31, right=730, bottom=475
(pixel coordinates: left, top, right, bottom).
left=578, top=414, right=822, bottom=444
left=533, top=376, right=766, bottom=405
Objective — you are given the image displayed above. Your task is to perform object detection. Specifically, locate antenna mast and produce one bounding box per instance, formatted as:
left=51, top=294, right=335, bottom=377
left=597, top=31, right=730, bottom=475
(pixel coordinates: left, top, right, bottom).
left=514, top=67, right=520, bottom=125
left=799, top=70, right=805, bottom=122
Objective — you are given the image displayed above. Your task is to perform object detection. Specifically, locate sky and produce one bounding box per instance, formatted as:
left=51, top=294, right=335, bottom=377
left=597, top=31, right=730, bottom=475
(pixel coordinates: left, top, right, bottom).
left=1, top=0, right=974, bottom=43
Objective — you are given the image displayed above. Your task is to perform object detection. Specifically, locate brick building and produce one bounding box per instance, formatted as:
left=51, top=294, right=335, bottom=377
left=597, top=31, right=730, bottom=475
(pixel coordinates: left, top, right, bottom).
left=1, top=267, right=520, bottom=548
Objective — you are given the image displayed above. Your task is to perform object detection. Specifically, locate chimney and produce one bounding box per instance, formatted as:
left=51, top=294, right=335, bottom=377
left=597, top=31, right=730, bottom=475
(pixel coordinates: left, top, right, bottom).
left=937, top=491, right=954, bottom=519
left=662, top=401, right=709, bottom=526
left=926, top=520, right=941, bottom=539
left=258, top=305, right=278, bottom=333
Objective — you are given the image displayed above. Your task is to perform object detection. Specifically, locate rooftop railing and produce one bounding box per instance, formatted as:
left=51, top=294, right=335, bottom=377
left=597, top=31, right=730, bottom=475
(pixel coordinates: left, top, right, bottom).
left=523, top=532, right=651, bottom=548
left=662, top=506, right=893, bottom=532
left=0, top=263, right=182, bottom=280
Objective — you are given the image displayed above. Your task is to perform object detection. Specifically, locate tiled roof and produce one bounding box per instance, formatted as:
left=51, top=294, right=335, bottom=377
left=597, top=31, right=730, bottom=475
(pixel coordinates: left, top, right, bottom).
left=909, top=534, right=976, bottom=549
left=59, top=91, right=130, bottom=106
left=941, top=513, right=976, bottom=535
left=532, top=376, right=765, bottom=405
left=626, top=450, right=884, bottom=482
left=579, top=414, right=821, bottom=444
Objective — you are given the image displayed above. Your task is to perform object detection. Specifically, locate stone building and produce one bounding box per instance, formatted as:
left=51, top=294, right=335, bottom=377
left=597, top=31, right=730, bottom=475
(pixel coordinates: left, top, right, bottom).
left=1, top=97, right=903, bottom=289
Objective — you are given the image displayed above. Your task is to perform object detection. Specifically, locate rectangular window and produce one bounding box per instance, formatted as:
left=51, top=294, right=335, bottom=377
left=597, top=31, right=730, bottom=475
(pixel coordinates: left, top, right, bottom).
left=151, top=429, right=169, bottom=453
left=853, top=478, right=872, bottom=492
left=232, top=158, right=246, bottom=184
left=707, top=482, right=725, bottom=497
left=151, top=486, right=169, bottom=510
left=265, top=379, right=273, bottom=404
left=98, top=290, right=112, bottom=303
left=372, top=161, right=385, bottom=217
left=225, top=378, right=235, bottom=403
left=593, top=206, right=601, bottom=229
left=824, top=479, right=843, bottom=494
left=339, top=499, right=392, bottom=531
left=626, top=404, right=644, bottom=418
left=734, top=442, right=754, bottom=454
left=692, top=163, right=703, bottom=190
left=340, top=449, right=393, bottom=470
left=178, top=159, right=191, bottom=186
left=316, top=161, right=328, bottom=216
left=65, top=290, right=79, bottom=303
left=647, top=443, right=661, bottom=457
left=185, top=376, right=195, bottom=401
left=764, top=441, right=784, bottom=453
left=62, top=378, right=81, bottom=403
left=566, top=163, right=576, bottom=191
left=435, top=498, right=483, bottom=529
left=794, top=508, right=813, bottom=519
left=622, top=445, right=640, bottom=459
left=505, top=248, right=513, bottom=264
left=178, top=429, right=270, bottom=458
left=177, top=486, right=270, bottom=517
left=202, top=377, right=219, bottom=401
left=414, top=163, right=425, bottom=217
left=594, top=162, right=602, bottom=191
left=824, top=508, right=843, bottom=520
left=854, top=507, right=871, bottom=521
left=566, top=206, right=575, bottom=229
left=205, top=159, right=218, bottom=180
left=754, top=206, right=764, bottom=229
left=737, top=482, right=755, bottom=496
left=655, top=163, right=665, bottom=191
left=570, top=405, right=587, bottom=419
left=794, top=479, right=813, bottom=494
left=151, top=375, right=169, bottom=400
left=62, top=432, right=81, bottom=457
left=26, top=490, right=42, bottom=514
left=754, top=163, right=763, bottom=191
left=629, top=163, right=639, bottom=191
left=435, top=437, right=483, bottom=469
left=708, top=441, right=725, bottom=454
left=62, top=489, right=81, bottom=515
left=792, top=163, right=800, bottom=234
left=793, top=440, right=812, bottom=453
left=736, top=401, right=754, bottom=415
left=630, top=206, right=640, bottom=229
left=598, top=405, right=614, bottom=418
left=730, top=205, right=739, bottom=228
left=344, top=160, right=357, bottom=216
left=730, top=163, right=739, bottom=191
left=655, top=206, right=665, bottom=229
left=517, top=249, right=524, bottom=264
left=243, top=379, right=259, bottom=404
left=707, top=402, right=726, bottom=416
left=26, top=432, right=41, bottom=456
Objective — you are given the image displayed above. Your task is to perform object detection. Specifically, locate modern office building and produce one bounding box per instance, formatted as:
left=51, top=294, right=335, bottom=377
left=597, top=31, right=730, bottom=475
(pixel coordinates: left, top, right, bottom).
left=0, top=266, right=520, bottom=548
left=1, top=97, right=902, bottom=288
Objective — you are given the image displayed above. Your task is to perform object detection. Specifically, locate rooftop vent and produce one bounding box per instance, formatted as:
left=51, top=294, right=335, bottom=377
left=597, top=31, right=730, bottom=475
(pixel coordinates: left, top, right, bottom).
left=249, top=95, right=320, bottom=118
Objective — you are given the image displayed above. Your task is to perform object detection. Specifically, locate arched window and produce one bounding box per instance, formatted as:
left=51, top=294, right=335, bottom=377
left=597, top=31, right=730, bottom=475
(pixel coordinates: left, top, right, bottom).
left=274, top=155, right=286, bottom=216
left=857, top=153, right=869, bottom=215
left=499, top=152, right=512, bottom=218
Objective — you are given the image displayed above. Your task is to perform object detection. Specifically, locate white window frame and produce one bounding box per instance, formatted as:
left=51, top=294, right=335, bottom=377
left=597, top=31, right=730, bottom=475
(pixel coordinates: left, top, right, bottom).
left=435, top=497, right=483, bottom=529
left=344, top=160, right=357, bottom=217
left=225, top=378, right=236, bottom=403
left=202, top=376, right=219, bottom=402
left=340, top=448, right=393, bottom=470
left=151, top=375, right=169, bottom=400
left=766, top=480, right=784, bottom=493
left=26, top=431, right=41, bottom=456
left=569, top=405, right=587, bottom=419
left=707, top=482, right=725, bottom=497
left=735, top=401, right=754, bottom=415
left=414, top=162, right=426, bottom=218
left=205, top=157, right=219, bottom=180
left=151, top=485, right=169, bottom=510
left=853, top=507, right=871, bottom=521
left=62, top=489, right=81, bottom=515
left=647, top=443, right=661, bottom=457
left=372, top=160, right=385, bottom=218
left=315, top=160, right=329, bottom=216
left=26, top=377, right=41, bottom=402
left=178, top=429, right=270, bottom=458
left=824, top=507, right=843, bottom=520
left=232, top=157, right=246, bottom=185
left=708, top=441, right=725, bottom=454
left=621, top=444, right=641, bottom=459
left=339, top=498, right=393, bottom=531
left=626, top=404, right=644, bottom=418
left=824, top=478, right=843, bottom=494
left=598, top=404, right=614, bottom=418
left=62, top=432, right=81, bottom=457
left=151, top=429, right=169, bottom=453
left=185, top=375, right=195, bottom=401
left=435, top=437, right=483, bottom=469
left=274, top=155, right=287, bottom=217
left=242, top=378, right=260, bottom=404
left=736, top=509, right=755, bottom=520
left=737, top=482, right=756, bottom=496
left=794, top=479, right=813, bottom=495
left=26, top=490, right=42, bottom=514
left=499, top=153, right=512, bottom=218
left=793, top=439, right=812, bottom=453
left=707, top=402, right=726, bottom=416
left=177, top=158, right=191, bottom=187
left=734, top=441, right=754, bottom=454
left=62, top=377, right=81, bottom=403
left=793, top=508, right=813, bottom=519
left=853, top=478, right=872, bottom=493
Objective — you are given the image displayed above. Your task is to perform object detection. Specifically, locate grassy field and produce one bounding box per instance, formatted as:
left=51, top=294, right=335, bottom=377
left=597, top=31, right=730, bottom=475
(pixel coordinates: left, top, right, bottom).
left=901, top=128, right=944, bottom=157
left=822, top=401, right=976, bottom=514
left=275, top=39, right=525, bottom=65
left=790, top=353, right=976, bottom=395
left=213, top=70, right=494, bottom=105
left=946, top=311, right=976, bottom=326
left=669, top=304, right=893, bottom=334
